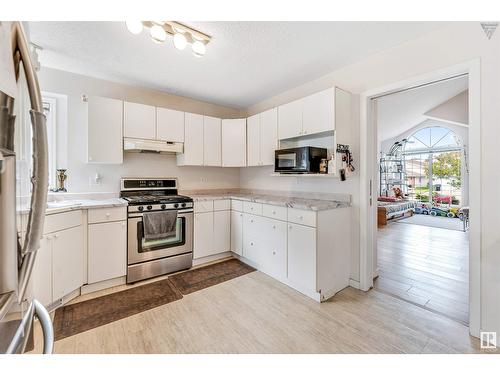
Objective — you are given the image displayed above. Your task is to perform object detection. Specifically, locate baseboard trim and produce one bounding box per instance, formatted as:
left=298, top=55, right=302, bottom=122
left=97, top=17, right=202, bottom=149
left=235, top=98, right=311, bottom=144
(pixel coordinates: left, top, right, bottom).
left=80, top=276, right=126, bottom=295
left=349, top=278, right=361, bottom=289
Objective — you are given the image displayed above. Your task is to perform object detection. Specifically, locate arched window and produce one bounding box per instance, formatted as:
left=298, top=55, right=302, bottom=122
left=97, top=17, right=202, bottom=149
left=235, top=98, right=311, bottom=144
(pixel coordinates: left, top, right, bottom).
left=404, top=126, right=462, bottom=154
left=403, top=126, right=463, bottom=205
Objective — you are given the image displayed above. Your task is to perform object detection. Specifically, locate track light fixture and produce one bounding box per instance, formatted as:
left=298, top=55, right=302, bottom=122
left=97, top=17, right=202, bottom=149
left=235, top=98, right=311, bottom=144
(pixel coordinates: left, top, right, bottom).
left=125, top=21, right=211, bottom=57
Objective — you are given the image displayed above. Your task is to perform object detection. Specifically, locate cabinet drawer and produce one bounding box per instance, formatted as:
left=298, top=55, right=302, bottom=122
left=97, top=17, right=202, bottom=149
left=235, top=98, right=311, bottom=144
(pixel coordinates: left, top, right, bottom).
left=231, top=199, right=243, bottom=212
left=44, top=210, right=82, bottom=234
left=287, top=208, right=317, bottom=227
left=243, top=201, right=263, bottom=215
left=88, top=206, right=127, bottom=224
left=213, top=199, right=231, bottom=211
left=194, top=200, right=214, bottom=213
left=262, top=204, right=287, bottom=221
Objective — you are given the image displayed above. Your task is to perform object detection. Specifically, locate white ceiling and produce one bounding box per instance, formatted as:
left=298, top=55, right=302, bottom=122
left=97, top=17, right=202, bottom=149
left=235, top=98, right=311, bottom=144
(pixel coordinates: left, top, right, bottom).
left=29, top=21, right=445, bottom=109
left=376, top=75, right=468, bottom=142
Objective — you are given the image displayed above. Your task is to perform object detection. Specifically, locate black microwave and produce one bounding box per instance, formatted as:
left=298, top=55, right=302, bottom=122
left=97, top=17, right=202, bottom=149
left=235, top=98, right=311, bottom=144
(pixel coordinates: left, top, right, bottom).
left=274, top=146, right=327, bottom=174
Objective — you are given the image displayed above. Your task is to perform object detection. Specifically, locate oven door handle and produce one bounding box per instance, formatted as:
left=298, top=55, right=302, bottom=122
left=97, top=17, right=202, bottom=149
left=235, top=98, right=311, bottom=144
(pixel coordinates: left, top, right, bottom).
left=128, top=210, right=193, bottom=219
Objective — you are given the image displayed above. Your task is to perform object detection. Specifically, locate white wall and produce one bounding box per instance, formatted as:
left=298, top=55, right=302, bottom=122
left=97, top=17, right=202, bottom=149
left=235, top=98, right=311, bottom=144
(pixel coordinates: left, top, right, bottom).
left=244, top=22, right=500, bottom=335
left=38, top=67, right=242, bottom=193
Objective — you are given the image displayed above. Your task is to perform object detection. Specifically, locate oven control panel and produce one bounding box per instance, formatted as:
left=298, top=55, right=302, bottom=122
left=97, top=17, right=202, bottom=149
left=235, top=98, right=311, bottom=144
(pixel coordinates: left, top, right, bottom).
left=128, top=202, right=193, bottom=213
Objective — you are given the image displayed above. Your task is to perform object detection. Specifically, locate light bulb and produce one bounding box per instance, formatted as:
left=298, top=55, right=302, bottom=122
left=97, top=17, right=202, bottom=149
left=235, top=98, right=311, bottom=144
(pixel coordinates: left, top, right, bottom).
left=173, top=33, right=188, bottom=50
left=191, top=40, right=206, bottom=57
left=150, top=25, right=167, bottom=43
left=125, top=21, right=143, bottom=35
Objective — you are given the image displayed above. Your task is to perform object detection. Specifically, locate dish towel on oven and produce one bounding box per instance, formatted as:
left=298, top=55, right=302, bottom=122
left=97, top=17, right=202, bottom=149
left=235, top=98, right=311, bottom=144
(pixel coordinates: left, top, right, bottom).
left=143, top=211, right=177, bottom=240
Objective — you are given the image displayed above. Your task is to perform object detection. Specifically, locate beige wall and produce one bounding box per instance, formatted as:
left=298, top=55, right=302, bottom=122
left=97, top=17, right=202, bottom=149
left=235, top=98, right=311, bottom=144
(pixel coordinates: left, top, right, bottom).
left=38, top=67, right=243, bottom=193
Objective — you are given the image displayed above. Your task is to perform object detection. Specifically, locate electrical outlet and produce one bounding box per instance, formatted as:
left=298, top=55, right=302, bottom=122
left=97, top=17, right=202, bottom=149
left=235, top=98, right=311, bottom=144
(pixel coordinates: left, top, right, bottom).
left=89, top=173, right=102, bottom=187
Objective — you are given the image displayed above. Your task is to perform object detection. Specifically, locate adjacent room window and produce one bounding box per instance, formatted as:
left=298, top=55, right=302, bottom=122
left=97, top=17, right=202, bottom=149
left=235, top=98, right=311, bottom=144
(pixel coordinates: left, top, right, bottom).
left=404, top=126, right=463, bottom=205
left=42, top=96, right=58, bottom=190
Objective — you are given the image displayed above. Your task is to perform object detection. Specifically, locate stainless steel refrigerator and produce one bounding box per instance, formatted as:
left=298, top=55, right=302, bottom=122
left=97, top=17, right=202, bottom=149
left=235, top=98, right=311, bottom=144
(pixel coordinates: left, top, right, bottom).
left=0, top=21, right=53, bottom=354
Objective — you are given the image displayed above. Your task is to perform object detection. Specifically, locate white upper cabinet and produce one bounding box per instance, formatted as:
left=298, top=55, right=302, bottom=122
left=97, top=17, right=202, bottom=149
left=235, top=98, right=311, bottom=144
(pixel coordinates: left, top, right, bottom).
left=123, top=101, right=156, bottom=140
left=247, top=108, right=278, bottom=166
left=156, top=107, right=184, bottom=143
left=203, top=116, right=222, bottom=166
left=259, top=107, right=278, bottom=165
left=277, top=87, right=348, bottom=140
left=177, top=112, right=204, bottom=166
left=87, top=96, right=123, bottom=164
left=246, top=114, right=260, bottom=167
left=278, top=99, right=302, bottom=140
left=302, top=88, right=335, bottom=136
left=222, top=119, right=247, bottom=167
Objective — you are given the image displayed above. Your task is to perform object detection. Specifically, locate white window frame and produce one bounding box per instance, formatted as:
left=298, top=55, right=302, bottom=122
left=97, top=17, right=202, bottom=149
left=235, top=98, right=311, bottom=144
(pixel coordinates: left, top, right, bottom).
left=42, top=96, right=57, bottom=190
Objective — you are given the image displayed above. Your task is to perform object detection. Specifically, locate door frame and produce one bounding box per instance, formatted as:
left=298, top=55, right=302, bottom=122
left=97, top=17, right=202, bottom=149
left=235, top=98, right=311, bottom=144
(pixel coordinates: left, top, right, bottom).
left=359, top=59, right=481, bottom=337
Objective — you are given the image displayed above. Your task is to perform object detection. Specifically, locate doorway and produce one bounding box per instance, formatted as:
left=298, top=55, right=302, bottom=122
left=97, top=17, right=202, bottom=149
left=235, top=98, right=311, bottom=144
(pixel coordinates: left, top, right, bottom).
left=359, top=61, right=481, bottom=337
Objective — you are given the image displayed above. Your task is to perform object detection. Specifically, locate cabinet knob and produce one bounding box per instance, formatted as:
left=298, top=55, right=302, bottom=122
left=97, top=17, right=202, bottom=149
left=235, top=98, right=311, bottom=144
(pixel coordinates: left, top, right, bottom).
left=250, top=207, right=253, bottom=210
left=289, top=225, right=292, bottom=229
left=240, top=213, right=242, bottom=217
left=250, top=242, right=254, bottom=246
left=299, top=215, right=304, bottom=220
left=272, top=225, right=276, bottom=229
left=272, top=251, right=276, bottom=255
left=89, top=156, right=93, bottom=161
left=106, top=213, right=111, bottom=217
left=272, top=211, right=276, bottom=215
left=54, top=234, right=59, bottom=239
left=122, top=222, right=126, bottom=227
left=250, top=219, right=253, bottom=223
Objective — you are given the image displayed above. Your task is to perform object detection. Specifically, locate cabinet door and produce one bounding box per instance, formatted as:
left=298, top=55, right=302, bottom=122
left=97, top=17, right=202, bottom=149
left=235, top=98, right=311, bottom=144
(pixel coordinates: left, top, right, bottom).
left=278, top=99, right=302, bottom=140
left=88, top=221, right=127, bottom=284
left=52, top=226, right=84, bottom=301
left=157, top=107, right=184, bottom=142
left=123, top=101, right=156, bottom=139
left=193, top=212, right=214, bottom=259
left=203, top=116, right=222, bottom=166
left=230, top=211, right=243, bottom=255
left=221, top=119, right=247, bottom=167
left=260, top=217, right=287, bottom=280
left=260, top=107, right=278, bottom=166
left=87, top=96, right=123, bottom=164
left=242, top=214, right=262, bottom=265
left=302, top=88, right=335, bottom=136
left=32, top=235, right=52, bottom=307
left=246, top=114, right=260, bottom=167
left=287, top=223, right=316, bottom=292
left=213, top=210, right=230, bottom=253
left=178, top=112, right=204, bottom=166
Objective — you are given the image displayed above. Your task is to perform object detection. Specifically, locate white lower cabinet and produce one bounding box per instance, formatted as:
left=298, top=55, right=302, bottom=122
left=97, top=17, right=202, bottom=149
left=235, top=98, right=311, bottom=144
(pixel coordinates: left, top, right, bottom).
left=287, top=223, right=316, bottom=293
left=88, top=221, right=127, bottom=284
left=213, top=210, right=230, bottom=254
left=260, top=217, right=287, bottom=280
left=194, top=212, right=214, bottom=259
left=229, top=198, right=352, bottom=302
left=32, top=235, right=53, bottom=307
left=52, top=225, right=84, bottom=301
left=242, top=213, right=262, bottom=265
left=230, top=211, right=243, bottom=255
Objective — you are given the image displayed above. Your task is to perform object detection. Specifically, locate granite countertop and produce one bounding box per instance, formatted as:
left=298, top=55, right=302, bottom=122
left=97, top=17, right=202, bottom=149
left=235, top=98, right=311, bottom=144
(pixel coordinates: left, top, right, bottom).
left=18, top=197, right=128, bottom=215
left=183, top=190, right=351, bottom=211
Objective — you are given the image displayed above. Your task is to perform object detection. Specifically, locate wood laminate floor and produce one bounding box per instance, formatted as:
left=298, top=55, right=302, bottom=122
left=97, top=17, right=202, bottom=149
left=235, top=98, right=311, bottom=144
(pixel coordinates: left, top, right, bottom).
left=29, top=268, right=488, bottom=354
left=375, top=221, right=469, bottom=325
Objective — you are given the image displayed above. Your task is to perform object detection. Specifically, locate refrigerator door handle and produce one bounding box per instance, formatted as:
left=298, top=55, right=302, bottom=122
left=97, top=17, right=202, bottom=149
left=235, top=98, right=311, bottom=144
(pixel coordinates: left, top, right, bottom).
left=9, top=22, right=49, bottom=303
left=33, top=299, right=54, bottom=354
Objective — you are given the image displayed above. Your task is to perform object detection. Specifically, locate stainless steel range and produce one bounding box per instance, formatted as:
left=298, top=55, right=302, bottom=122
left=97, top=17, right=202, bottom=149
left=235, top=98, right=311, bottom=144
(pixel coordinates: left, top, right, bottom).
left=120, top=178, right=193, bottom=283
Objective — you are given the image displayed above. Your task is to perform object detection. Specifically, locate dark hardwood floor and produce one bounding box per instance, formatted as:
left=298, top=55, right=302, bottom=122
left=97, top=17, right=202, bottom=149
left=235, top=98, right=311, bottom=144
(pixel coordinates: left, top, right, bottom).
left=375, top=221, right=469, bottom=325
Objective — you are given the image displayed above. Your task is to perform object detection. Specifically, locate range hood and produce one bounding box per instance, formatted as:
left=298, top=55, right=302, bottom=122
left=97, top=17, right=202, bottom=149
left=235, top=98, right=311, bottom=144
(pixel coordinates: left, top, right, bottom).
left=123, top=137, right=183, bottom=154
